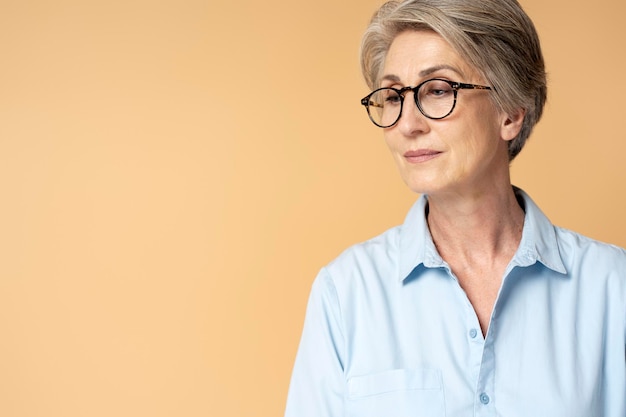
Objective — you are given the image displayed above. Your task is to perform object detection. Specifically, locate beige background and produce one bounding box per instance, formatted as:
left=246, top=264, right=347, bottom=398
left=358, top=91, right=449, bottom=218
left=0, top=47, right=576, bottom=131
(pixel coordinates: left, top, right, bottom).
left=0, top=0, right=624, bottom=416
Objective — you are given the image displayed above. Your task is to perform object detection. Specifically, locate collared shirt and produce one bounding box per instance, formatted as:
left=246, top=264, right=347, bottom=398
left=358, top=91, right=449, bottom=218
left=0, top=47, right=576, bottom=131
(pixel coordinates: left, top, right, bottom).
left=285, top=188, right=626, bottom=417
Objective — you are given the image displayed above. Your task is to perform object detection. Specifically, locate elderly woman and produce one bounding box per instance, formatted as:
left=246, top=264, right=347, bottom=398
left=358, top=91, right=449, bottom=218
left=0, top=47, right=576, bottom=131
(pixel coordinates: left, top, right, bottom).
left=285, top=0, right=626, bottom=416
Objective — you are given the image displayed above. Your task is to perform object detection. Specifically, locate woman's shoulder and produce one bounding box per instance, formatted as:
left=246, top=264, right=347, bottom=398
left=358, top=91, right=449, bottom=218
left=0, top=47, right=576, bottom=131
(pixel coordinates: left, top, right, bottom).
left=320, top=225, right=404, bottom=288
left=554, top=225, right=626, bottom=272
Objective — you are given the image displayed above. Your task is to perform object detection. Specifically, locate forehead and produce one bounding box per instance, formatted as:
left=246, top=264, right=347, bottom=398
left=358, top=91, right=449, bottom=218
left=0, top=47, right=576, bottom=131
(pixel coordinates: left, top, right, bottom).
left=382, top=30, right=476, bottom=84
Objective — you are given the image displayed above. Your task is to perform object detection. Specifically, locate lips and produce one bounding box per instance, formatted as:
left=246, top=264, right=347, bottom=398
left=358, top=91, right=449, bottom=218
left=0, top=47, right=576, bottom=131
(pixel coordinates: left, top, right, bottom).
left=404, top=149, right=442, bottom=163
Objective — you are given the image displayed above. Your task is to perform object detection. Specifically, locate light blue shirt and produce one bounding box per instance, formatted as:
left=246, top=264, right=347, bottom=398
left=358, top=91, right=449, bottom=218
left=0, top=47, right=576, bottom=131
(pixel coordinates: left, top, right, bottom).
left=285, top=188, right=626, bottom=417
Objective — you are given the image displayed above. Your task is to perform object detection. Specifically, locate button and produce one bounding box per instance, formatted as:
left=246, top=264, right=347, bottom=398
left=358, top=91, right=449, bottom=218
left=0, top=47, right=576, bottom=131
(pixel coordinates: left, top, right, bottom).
left=480, top=393, right=490, bottom=404
left=469, top=328, right=478, bottom=339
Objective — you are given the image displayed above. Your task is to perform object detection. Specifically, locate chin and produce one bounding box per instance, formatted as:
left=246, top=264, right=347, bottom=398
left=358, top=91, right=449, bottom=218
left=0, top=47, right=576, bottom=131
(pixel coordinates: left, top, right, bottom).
left=402, top=179, right=438, bottom=195
left=400, top=172, right=445, bottom=195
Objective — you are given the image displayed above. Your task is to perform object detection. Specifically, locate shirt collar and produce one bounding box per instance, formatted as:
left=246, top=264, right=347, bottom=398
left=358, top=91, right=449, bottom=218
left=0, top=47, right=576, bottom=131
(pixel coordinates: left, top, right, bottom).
left=397, top=187, right=567, bottom=282
left=511, top=187, right=566, bottom=274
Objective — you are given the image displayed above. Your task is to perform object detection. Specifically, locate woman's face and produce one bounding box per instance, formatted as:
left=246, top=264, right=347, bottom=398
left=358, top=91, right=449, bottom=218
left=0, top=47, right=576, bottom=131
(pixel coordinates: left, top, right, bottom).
left=381, top=30, right=520, bottom=197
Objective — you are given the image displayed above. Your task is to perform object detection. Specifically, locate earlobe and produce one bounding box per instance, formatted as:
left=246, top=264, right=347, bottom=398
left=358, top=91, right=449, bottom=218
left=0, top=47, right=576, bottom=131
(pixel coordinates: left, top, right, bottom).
left=501, top=108, right=526, bottom=142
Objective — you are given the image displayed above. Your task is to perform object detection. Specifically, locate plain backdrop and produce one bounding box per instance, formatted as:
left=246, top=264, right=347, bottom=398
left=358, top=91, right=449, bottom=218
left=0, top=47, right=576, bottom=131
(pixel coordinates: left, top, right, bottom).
left=0, top=0, right=624, bottom=416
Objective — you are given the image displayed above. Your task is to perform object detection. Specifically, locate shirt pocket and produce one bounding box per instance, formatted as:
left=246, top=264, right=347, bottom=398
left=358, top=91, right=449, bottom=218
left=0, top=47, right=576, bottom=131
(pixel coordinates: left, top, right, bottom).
left=346, top=368, right=445, bottom=417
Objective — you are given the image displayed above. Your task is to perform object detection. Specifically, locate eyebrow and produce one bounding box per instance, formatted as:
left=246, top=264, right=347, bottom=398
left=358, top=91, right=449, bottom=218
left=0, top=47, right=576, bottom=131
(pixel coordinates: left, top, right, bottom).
left=419, top=64, right=463, bottom=77
left=380, top=65, right=464, bottom=84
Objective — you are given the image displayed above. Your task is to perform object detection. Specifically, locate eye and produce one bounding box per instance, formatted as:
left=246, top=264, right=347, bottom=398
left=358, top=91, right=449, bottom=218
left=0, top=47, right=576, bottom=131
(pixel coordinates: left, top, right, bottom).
left=385, top=94, right=402, bottom=104
left=371, top=88, right=402, bottom=107
left=422, top=80, right=454, bottom=99
left=429, top=88, right=450, bottom=97
left=384, top=89, right=402, bottom=105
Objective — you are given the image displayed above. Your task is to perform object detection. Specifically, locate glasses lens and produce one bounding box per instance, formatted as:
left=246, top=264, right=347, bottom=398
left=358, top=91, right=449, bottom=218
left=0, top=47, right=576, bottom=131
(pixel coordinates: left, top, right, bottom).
left=366, top=88, right=402, bottom=127
left=417, top=80, right=455, bottom=119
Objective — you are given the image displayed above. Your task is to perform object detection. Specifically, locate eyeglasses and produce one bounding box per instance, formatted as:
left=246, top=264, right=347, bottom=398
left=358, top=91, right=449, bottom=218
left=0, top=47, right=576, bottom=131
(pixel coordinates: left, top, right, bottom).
left=360, top=78, right=492, bottom=128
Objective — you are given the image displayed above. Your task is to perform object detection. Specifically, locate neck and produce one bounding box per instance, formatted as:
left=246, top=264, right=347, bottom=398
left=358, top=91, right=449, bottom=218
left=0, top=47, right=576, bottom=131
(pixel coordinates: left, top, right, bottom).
left=426, top=184, right=525, bottom=265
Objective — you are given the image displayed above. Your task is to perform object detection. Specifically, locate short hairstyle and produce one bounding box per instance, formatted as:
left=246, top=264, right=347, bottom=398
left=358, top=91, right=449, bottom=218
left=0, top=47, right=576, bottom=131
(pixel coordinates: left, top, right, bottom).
left=360, top=0, right=547, bottom=160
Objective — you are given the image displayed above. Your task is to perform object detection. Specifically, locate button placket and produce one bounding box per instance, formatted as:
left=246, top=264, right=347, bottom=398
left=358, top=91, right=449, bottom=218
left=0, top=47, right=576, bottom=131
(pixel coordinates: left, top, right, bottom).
left=474, top=315, right=497, bottom=416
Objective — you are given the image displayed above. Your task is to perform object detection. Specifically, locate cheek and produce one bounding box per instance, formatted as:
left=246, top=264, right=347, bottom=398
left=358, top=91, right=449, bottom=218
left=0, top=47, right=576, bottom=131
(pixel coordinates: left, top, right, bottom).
left=383, top=133, right=403, bottom=161
left=438, top=123, right=495, bottom=177
left=383, top=131, right=395, bottom=148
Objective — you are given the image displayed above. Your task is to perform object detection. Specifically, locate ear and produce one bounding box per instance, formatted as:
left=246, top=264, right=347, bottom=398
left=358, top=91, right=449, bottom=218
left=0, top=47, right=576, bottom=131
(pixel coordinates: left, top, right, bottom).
left=500, top=108, right=526, bottom=142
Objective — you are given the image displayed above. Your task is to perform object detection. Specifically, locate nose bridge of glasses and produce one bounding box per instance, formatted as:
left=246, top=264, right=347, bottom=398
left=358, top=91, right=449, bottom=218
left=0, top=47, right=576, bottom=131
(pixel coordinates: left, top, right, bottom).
left=398, top=86, right=424, bottom=115
left=396, top=86, right=426, bottom=113
left=398, top=85, right=418, bottom=99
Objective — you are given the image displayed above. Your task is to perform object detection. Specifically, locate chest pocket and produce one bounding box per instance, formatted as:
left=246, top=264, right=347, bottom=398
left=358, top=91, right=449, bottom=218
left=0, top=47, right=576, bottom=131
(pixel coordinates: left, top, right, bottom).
left=346, top=368, right=445, bottom=417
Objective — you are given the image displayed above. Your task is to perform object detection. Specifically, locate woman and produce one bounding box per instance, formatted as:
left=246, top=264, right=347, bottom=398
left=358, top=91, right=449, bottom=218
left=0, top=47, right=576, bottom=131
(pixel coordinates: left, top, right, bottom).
left=285, top=1, right=626, bottom=416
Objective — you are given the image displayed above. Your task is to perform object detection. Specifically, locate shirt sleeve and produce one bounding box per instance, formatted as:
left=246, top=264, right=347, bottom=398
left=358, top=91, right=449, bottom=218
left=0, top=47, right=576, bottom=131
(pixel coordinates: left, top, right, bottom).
left=285, top=268, right=346, bottom=417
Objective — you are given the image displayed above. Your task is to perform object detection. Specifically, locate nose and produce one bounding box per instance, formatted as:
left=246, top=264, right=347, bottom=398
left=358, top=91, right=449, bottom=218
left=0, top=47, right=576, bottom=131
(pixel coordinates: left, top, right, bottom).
left=395, top=91, right=430, bottom=136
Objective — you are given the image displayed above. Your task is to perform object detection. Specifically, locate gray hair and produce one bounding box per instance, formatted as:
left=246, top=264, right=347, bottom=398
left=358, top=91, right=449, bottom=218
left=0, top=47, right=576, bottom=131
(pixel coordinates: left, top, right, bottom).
left=360, top=0, right=546, bottom=160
